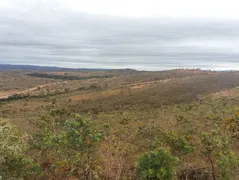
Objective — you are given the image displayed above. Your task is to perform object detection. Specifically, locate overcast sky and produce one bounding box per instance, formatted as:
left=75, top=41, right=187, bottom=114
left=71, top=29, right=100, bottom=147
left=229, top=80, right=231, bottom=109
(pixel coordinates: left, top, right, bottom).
left=0, top=0, right=239, bottom=70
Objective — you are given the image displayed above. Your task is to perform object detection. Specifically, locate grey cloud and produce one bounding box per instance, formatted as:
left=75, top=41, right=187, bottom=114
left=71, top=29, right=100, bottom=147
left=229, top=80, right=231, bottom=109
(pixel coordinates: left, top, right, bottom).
left=0, top=2, right=239, bottom=70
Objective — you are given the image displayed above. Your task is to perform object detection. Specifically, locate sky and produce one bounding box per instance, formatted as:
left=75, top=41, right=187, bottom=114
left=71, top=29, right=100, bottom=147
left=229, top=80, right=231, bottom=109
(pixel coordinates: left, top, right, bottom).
left=0, top=0, right=239, bottom=70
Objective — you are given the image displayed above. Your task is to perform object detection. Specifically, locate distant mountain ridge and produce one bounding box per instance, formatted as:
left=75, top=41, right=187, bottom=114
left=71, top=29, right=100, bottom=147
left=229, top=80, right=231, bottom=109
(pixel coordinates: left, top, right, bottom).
left=0, top=64, right=137, bottom=72
left=0, top=64, right=104, bottom=71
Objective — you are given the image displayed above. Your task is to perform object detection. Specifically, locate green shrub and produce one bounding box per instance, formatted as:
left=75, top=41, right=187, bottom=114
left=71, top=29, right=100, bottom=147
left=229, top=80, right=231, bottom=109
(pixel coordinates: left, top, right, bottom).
left=0, top=122, right=41, bottom=179
left=157, top=131, right=195, bottom=156
left=1, top=155, right=41, bottom=179
left=136, top=148, right=179, bottom=180
left=200, top=128, right=239, bottom=180
left=217, top=151, right=239, bottom=180
left=175, top=115, right=195, bottom=135
left=30, top=114, right=104, bottom=179
left=0, top=123, right=25, bottom=160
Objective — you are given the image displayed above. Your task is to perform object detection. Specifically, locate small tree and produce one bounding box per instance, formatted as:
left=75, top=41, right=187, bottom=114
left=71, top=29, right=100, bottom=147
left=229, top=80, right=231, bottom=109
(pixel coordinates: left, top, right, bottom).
left=200, top=128, right=239, bottom=180
left=136, top=148, right=179, bottom=180
left=57, top=114, right=103, bottom=178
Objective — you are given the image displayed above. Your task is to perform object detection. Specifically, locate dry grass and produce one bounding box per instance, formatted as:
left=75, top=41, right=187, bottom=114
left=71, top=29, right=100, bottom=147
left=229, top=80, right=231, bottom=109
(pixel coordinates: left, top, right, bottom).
left=0, top=72, right=59, bottom=91
left=0, top=69, right=239, bottom=179
left=208, top=86, right=239, bottom=99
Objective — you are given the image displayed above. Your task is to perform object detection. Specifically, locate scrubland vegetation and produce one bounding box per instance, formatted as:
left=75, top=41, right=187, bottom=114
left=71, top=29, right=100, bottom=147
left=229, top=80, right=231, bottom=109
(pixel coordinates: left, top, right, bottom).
left=0, top=69, right=239, bottom=179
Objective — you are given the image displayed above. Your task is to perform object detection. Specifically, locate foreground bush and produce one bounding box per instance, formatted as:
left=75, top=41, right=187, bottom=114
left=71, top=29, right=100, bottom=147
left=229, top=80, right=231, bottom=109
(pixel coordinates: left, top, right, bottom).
left=200, top=128, right=239, bottom=180
left=217, top=151, right=239, bottom=180
left=30, top=114, right=104, bottom=179
left=157, top=131, right=195, bottom=156
left=135, top=148, right=179, bottom=180
left=0, top=121, right=40, bottom=179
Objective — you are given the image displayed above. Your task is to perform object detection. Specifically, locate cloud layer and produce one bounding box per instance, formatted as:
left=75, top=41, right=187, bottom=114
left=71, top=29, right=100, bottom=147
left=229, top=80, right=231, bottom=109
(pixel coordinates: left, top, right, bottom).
left=0, top=1, right=239, bottom=70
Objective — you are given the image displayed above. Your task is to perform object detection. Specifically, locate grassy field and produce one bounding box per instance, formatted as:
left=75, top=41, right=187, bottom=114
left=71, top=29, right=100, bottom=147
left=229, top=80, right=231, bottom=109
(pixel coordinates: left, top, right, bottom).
left=0, top=69, right=239, bottom=179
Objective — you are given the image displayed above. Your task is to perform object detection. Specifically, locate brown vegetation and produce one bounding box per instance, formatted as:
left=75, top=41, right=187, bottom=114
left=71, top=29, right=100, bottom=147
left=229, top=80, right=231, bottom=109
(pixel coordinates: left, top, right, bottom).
left=0, top=69, right=239, bottom=179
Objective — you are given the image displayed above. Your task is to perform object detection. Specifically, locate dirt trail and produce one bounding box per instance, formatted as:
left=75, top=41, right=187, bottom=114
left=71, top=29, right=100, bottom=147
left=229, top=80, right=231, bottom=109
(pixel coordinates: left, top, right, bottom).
left=126, top=79, right=171, bottom=90
left=0, top=81, right=68, bottom=100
